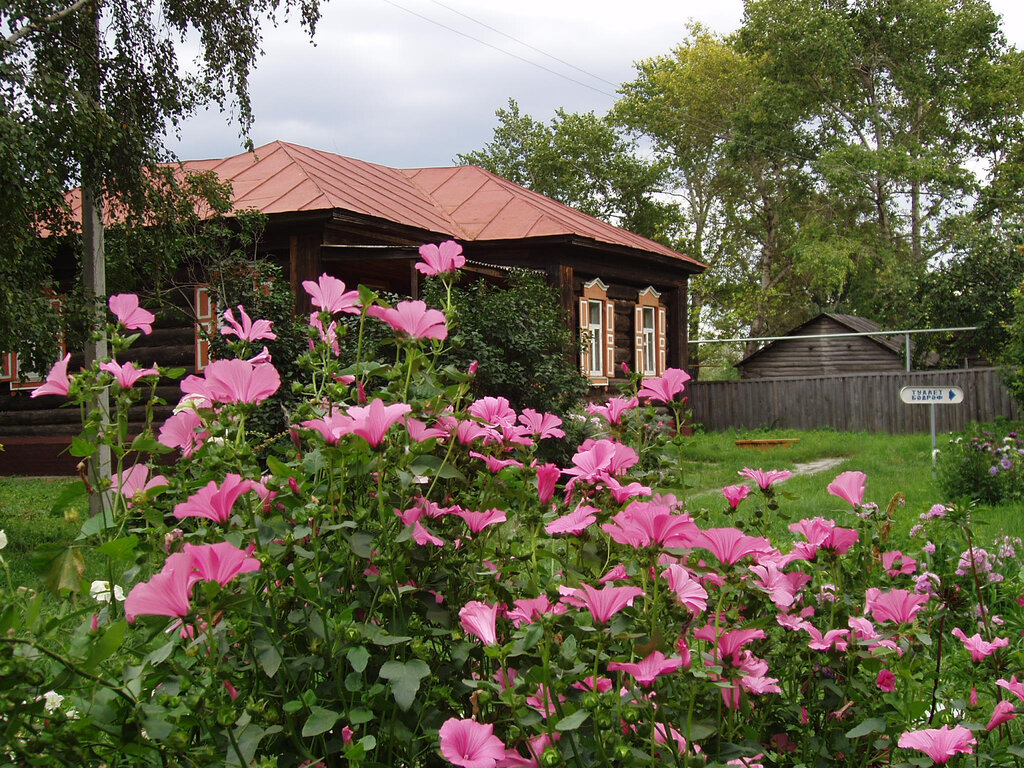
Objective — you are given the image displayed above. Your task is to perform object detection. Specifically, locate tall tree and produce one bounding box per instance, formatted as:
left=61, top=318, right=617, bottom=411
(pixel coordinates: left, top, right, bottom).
left=457, top=99, right=678, bottom=242
left=738, top=0, right=1010, bottom=324
left=0, top=0, right=323, bottom=369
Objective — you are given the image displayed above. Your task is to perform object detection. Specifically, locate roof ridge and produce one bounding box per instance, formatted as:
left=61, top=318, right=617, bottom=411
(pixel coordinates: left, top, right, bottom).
left=398, top=166, right=473, bottom=240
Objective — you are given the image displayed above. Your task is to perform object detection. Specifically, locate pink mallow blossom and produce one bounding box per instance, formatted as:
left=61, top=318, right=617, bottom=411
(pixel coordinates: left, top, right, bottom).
left=416, top=240, right=466, bottom=275
left=876, top=669, right=897, bottom=692
left=29, top=353, right=71, bottom=398
left=184, top=542, right=261, bottom=586
left=173, top=473, right=259, bottom=524
left=545, top=504, right=598, bottom=535
left=865, top=588, right=929, bottom=625
left=438, top=717, right=506, bottom=768
left=220, top=305, right=276, bottom=342
left=987, top=700, right=1017, bottom=731
left=158, top=410, right=208, bottom=458
left=826, top=470, right=867, bottom=507
left=722, top=484, right=751, bottom=509
left=100, top=360, right=160, bottom=389
left=302, top=274, right=360, bottom=314
left=345, top=398, right=413, bottom=447
left=661, top=564, right=708, bottom=613
left=738, top=467, right=792, bottom=490
left=951, top=627, right=1009, bottom=662
left=459, top=601, right=500, bottom=645
left=124, top=552, right=197, bottom=623
left=636, top=367, right=691, bottom=403
left=566, top=582, right=644, bottom=624
left=109, top=293, right=155, bottom=334
left=368, top=300, right=448, bottom=340
left=193, top=358, right=281, bottom=404
left=607, top=650, right=684, bottom=686
left=897, top=725, right=975, bottom=764
left=114, top=465, right=168, bottom=505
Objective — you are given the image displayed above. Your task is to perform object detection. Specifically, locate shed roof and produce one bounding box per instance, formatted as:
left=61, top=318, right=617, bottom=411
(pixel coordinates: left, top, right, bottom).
left=151, top=141, right=703, bottom=269
left=737, top=312, right=904, bottom=368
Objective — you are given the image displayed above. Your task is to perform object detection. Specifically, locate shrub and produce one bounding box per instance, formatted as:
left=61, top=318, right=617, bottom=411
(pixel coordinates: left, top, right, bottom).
left=937, top=422, right=1024, bottom=504
left=2, top=243, right=1022, bottom=768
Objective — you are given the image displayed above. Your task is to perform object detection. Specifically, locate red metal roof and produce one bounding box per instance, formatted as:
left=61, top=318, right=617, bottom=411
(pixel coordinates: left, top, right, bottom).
left=74, top=141, right=703, bottom=268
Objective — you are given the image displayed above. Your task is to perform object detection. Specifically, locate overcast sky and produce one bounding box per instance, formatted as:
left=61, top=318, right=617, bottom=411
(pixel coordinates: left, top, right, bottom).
left=165, top=0, right=1024, bottom=169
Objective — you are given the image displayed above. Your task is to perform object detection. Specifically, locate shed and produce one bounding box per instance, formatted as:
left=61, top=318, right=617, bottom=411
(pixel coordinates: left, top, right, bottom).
left=736, top=313, right=905, bottom=379
left=1, top=141, right=704, bottom=474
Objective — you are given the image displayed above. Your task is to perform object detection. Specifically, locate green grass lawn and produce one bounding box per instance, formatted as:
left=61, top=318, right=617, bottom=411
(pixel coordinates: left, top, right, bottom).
left=1, top=429, right=1020, bottom=592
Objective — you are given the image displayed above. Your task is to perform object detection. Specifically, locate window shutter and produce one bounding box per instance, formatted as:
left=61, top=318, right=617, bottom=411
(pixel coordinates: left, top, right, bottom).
left=0, top=352, right=14, bottom=384
left=578, top=298, right=589, bottom=374
left=633, top=305, right=644, bottom=373
left=195, top=285, right=216, bottom=372
left=657, top=307, right=667, bottom=374
left=604, top=301, right=616, bottom=378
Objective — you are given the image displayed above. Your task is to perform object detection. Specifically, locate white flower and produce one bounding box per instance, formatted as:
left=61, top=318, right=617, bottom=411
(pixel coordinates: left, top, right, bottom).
left=43, top=690, right=64, bottom=713
left=173, top=392, right=208, bottom=414
left=89, top=580, right=125, bottom=603
left=0, top=529, right=6, bottom=550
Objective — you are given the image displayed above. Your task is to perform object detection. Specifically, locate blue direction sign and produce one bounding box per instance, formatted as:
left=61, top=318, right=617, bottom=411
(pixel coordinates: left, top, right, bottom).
left=899, top=386, right=964, bottom=405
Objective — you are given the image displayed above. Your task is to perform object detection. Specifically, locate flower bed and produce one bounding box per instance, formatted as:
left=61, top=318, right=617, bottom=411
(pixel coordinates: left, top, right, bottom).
left=1, top=241, right=1022, bottom=767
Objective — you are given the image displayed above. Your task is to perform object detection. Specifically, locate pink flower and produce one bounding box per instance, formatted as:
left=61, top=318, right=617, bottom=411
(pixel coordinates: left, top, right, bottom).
left=865, top=588, right=929, bottom=624
left=460, top=601, right=500, bottom=645
left=661, top=564, right=708, bottom=614
left=109, top=293, right=155, bottom=334
left=525, top=684, right=564, bottom=718
left=224, top=680, right=239, bottom=700
left=416, top=240, right=466, bottom=275
left=803, top=624, right=849, bottom=652
left=722, top=484, right=751, bottom=509
left=405, top=416, right=448, bottom=442
left=997, top=675, right=1024, bottom=703
left=738, top=467, right=792, bottom=490
left=608, top=650, right=684, bottom=686
left=601, top=500, right=698, bottom=549
left=470, top=452, right=523, bottom=474
left=535, top=463, right=560, bottom=504
left=747, top=563, right=797, bottom=609
left=346, top=398, right=413, bottom=447
left=173, top=473, right=259, bottom=524
left=438, top=717, right=506, bottom=768
left=308, top=312, right=340, bottom=355
left=876, top=669, right=897, bottom=692
left=184, top=542, right=261, bottom=585
left=882, top=550, right=917, bottom=577
left=411, top=521, right=445, bottom=547
left=897, top=725, right=976, bottom=764
left=518, top=408, right=565, bottom=439
left=368, top=300, right=448, bottom=340
left=201, top=359, right=281, bottom=404
left=566, top=582, right=644, bottom=624
left=585, top=397, right=638, bottom=425
left=220, top=305, right=276, bottom=342
left=124, top=552, right=197, bottom=622
left=987, top=700, right=1017, bottom=731
left=454, top=507, right=507, bottom=533
left=114, top=465, right=168, bottom=505
left=100, top=360, right=160, bottom=389
left=545, top=504, right=598, bottom=535
left=302, top=274, right=360, bottom=314
left=506, top=596, right=567, bottom=628
left=30, top=353, right=71, bottom=398
left=637, top=367, right=691, bottom=403
left=951, top=627, right=1009, bottom=662
left=827, top=470, right=867, bottom=507
left=693, top=527, right=772, bottom=565
left=158, top=410, right=208, bottom=458
left=469, top=396, right=517, bottom=428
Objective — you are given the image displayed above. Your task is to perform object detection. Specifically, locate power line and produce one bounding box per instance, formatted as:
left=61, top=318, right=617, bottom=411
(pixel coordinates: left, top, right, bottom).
left=424, top=0, right=620, bottom=89
left=378, top=0, right=617, bottom=98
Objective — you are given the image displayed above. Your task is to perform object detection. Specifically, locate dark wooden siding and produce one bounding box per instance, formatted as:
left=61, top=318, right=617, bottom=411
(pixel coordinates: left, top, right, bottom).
left=738, top=317, right=905, bottom=379
left=690, top=368, right=1019, bottom=434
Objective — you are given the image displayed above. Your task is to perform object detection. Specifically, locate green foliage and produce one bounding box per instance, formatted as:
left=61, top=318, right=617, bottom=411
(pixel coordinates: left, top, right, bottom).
left=937, top=422, right=1024, bottom=505
left=424, top=268, right=588, bottom=418
left=1002, top=277, right=1024, bottom=405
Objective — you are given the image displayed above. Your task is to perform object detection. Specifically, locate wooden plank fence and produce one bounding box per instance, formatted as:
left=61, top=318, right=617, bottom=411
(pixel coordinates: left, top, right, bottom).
left=688, top=368, right=1021, bottom=434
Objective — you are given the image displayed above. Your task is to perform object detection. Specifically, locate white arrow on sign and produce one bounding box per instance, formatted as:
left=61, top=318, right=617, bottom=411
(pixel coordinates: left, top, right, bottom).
left=899, top=386, right=964, bottom=405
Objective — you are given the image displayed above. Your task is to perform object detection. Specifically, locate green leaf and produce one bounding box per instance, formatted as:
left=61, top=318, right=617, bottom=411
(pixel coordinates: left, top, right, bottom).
left=347, top=531, right=374, bottom=558
left=378, top=659, right=430, bottom=711
left=266, top=455, right=290, bottom=478
left=97, top=535, right=138, bottom=561
left=84, top=620, right=127, bottom=670
left=70, top=435, right=97, bottom=458
left=140, top=702, right=175, bottom=741
left=555, top=710, right=590, bottom=731
left=349, top=708, right=374, bottom=725
left=32, top=543, right=85, bottom=594
left=79, top=511, right=117, bottom=538
left=348, top=646, right=370, bottom=673
left=129, top=434, right=164, bottom=454
left=302, top=706, right=341, bottom=737
left=846, top=717, right=887, bottom=739
left=49, top=481, right=87, bottom=515
left=146, top=640, right=175, bottom=666
left=255, top=634, right=282, bottom=678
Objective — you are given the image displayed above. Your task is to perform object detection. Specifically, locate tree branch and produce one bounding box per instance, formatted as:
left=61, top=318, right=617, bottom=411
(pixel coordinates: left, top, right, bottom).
left=4, top=0, right=92, bottom=46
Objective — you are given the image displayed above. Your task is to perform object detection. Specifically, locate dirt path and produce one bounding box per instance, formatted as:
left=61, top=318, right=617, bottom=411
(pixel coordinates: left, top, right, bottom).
left=687, top=456, right=847, bottom=503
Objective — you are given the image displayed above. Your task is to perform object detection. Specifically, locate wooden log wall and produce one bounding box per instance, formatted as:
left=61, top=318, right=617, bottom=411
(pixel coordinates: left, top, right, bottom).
left=689, top=368, right=1021, bottom=434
